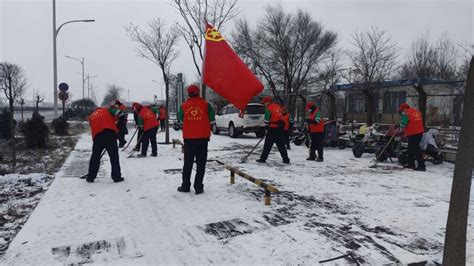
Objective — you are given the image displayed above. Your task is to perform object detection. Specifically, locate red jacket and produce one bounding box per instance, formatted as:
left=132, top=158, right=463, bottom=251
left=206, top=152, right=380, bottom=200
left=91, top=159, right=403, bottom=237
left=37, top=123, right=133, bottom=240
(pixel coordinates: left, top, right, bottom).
left=181, top=97, right=211, bottom=139
left=308, top=108, right=324, bottom=133
left=266, top=103, right=284, bottom=128
left=404, top=108, right=424, bottom=136
left=139, top=106, right=159, bottom=131
left=89, top=108, right=118, bottom=139
left=159, top=107, right=167, bottom=120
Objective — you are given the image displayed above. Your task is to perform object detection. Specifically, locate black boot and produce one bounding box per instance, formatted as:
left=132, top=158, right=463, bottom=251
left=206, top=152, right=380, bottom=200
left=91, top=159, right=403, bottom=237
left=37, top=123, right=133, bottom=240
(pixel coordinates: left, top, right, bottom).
left=177, top=186, right=190, bottom=193
left=256, top=159, right=266, bottom=163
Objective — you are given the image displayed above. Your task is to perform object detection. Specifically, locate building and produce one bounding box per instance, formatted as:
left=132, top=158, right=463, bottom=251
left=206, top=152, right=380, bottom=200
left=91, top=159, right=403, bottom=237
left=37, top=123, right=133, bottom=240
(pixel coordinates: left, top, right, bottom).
left=330, top=79, right=465, bottom=126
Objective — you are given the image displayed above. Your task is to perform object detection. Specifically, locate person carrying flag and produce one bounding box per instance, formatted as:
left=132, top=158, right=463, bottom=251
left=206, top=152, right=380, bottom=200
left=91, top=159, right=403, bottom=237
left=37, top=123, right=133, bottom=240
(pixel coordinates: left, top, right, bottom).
left=399, top=103, right=426, bottom=171
left=133, top=104, right=160, bottom=157
left=256, top=96, right=290, bottom=164
left=86, top=106, right=125, bottom=183
left=177, top=85, right=215, bottom=194
left=306, top=102, right=324, bottom=162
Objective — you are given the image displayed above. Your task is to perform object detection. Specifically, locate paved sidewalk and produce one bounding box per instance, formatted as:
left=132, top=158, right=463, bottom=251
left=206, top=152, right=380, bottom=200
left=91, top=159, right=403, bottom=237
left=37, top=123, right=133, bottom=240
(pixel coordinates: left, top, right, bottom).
left=1, top=131, right=473, bottom=265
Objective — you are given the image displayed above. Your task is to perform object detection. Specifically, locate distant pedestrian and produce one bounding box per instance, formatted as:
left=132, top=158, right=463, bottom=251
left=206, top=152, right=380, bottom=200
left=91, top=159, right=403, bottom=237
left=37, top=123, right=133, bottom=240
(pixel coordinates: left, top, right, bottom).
left=134, top=104, right=160, bottom=157
left=114, top=100, right=128, bottom=148
left=256, top=96, right=290, bottom=164
left=159, top=105, right=167, bottom=132
left=86, top=106, right=124, bottom=183
left=306, top=102, right=324, bottom=162
left=281, top=106, right=293, bottom=150
left=399, top=103, right=425, bottom=171
left=177, top=84, right=215, bottom=195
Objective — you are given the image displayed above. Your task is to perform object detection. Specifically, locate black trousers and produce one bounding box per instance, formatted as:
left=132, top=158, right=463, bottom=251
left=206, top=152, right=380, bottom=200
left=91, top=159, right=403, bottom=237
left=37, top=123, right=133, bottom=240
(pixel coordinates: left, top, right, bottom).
left=309, top=132, right=324, bottom=159
left=88, top=129, right=121, bottom=180
left=407, top=133, right=425, bottom=168
left=182, top=139, right=208, bottom=191
left=117, top=118, right=128, bottom=146
left=283, top=130, right=290, bottom=149
left=135, top=127, right=144, bottom=149
left=260, top=128, right=289, bottom=161
left=160, top=119, right=166, bottom=131
left=117, top=130, right=127, bottom=146
left=141, top=126, right=158, bottom=156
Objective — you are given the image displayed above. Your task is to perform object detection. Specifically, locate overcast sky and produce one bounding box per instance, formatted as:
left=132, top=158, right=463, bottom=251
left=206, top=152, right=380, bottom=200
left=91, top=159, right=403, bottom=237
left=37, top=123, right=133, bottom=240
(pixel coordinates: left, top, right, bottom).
left=1, top=0, right=472, bottom=104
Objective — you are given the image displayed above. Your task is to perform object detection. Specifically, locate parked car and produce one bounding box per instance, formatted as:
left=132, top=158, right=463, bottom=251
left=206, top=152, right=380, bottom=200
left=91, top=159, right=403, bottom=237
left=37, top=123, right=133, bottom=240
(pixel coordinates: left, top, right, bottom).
left=213, top=103, right=266, bottom=138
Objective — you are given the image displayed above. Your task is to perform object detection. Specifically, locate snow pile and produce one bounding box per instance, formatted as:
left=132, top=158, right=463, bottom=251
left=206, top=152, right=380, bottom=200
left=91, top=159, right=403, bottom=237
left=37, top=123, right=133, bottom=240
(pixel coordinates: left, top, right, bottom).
left=1, top=130, right=472, bottom=265
left=0, top=173, right=53, bottom=255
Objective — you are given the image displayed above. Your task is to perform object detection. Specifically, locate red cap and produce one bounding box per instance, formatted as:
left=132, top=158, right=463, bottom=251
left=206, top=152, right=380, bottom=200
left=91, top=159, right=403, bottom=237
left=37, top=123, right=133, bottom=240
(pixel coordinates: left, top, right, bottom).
left=260, top=96, right=272, bottom=104
left=187, top=85, right=200, bottom=96
left=305, top=102, right=315, bottom=111
left=133, top=103, right=143, bottom=111
left=398, top=103, right=410, bottom=111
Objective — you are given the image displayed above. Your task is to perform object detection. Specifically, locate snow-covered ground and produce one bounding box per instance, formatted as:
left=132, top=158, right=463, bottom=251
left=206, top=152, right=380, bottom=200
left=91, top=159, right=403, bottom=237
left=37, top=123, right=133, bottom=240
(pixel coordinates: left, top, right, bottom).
left=1, top=129, right=473, bottom=265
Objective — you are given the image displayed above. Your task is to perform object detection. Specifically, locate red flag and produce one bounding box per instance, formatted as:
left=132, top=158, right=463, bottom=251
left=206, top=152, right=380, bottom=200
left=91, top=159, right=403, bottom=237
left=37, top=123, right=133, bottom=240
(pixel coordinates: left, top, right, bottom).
left=203, top=24, right=263, bottom=110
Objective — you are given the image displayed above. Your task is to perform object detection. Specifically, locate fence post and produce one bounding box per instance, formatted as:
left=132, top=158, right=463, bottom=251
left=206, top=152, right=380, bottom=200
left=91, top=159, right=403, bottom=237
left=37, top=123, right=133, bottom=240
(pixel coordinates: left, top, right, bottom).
left=230, top=170, right=235, bottom=184
left=264, top=189, right=271, bottom=206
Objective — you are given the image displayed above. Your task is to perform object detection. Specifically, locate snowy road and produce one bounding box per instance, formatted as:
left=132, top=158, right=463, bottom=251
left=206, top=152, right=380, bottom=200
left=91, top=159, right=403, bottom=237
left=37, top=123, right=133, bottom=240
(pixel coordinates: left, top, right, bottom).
left=1, top=129, right=473, bottom=265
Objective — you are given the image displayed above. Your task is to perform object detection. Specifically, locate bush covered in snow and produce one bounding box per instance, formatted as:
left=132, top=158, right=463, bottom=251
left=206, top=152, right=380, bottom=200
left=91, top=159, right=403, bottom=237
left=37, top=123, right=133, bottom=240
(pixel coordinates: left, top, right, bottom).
left=20, top=112, right=49, bottom=148
left=52, top=116, right=70, bottom=135
left=0, top=108, right=15, bottom=140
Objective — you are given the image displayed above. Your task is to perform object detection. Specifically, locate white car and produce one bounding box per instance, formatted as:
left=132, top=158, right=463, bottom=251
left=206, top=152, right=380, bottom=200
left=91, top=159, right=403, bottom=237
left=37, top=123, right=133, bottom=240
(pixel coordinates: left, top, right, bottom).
left=213, top=103, right=266, bottom=138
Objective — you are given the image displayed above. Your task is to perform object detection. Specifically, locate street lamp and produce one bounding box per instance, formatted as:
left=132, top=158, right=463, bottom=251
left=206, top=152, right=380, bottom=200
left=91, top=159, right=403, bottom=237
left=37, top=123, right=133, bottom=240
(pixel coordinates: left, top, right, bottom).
left=66, top=55, right=85, bottom=103
left=52, top=0, right=94, bottom=118
left=85, top=74, right=98, bottom=99
left=152, top=80, right=163, bottom=100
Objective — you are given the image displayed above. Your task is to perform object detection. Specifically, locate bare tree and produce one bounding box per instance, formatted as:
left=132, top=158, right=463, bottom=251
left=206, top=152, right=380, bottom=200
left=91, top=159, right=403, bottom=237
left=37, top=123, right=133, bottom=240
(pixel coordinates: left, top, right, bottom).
left=400, top=33, right=460, bottom=125
left=0, top=62, right=27, bottom=169
left=318, top=49, right=345, bottom=120
left=33, top=89, right=45, bottom=111
left=101, top=84, right=123, bottom=106
left=126, top=18, right=180, bottom=143
left=443, top=56, right=474, bottom=266
left=172, top=0, right=239, bottom=98
left=348, top=27, right=398, bottom=125
left=233, top=4, right=337, bottom=115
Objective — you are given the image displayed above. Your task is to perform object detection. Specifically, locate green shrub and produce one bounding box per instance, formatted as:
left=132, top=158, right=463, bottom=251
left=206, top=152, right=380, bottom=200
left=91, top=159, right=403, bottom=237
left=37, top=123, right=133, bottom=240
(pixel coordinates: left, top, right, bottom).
left=20, top=112, right=49, bottom=148
left=52, top=116, right=70, bottom=135
left=0, top=108, right=16, bottom=139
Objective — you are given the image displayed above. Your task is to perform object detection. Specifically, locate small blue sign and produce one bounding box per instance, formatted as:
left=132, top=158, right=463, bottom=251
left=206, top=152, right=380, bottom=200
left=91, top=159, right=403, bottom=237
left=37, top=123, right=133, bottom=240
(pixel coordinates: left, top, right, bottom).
left=58, top=82, right=69, bottom=92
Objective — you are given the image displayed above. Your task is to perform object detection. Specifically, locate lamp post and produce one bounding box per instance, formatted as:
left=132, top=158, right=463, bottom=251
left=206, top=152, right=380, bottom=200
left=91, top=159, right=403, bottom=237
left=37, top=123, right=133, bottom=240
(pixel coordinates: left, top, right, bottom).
left=52, top=0, right=94, bottom=118
left=152, top=80, right=163, bottom=100
left=85, top=74, right=98, bottom=99
left=66, top=55, right=85, bottom=103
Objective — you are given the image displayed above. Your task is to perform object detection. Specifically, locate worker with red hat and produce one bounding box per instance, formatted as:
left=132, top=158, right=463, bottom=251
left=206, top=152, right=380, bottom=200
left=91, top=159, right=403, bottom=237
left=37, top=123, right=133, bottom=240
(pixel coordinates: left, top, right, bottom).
left=177, top=84, right=215, bottom=194
left=132, top=102, right=144, bottom=151
left=133, top=103, right=160, bottom=157
left=158, top=105, right=167, bottom=132
left=305, top=102, right=325, bottom=161
left=399, top=102, right=425, bottom=171
left=114, top=100, right=128, bottom=148
left=256, top=96, right=290, bottom=164
left=281, top=106, right=293, bottom=150
left=86, top=105, right=125, bottom=183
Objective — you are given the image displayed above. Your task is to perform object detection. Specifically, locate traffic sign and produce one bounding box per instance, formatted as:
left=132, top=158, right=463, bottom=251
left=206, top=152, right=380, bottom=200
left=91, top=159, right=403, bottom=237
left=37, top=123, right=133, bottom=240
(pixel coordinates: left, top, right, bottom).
left=58, top=82, right=69, bottom=92
left=58, top=91, right=69, bottom=102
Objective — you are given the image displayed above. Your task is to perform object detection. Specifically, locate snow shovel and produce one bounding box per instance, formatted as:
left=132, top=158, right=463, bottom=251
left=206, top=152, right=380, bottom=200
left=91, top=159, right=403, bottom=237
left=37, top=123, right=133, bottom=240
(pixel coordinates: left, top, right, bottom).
left=121, top=127, right=138, bottom=151
left=369, top=128, right=399, bottom=169
left=79, top=149, right=107, bottom=179
left=127, top=132, right=145, bottom=158
left=240, top=135, right=265, bottom=163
